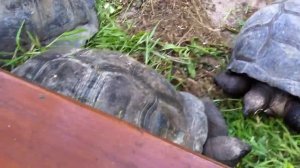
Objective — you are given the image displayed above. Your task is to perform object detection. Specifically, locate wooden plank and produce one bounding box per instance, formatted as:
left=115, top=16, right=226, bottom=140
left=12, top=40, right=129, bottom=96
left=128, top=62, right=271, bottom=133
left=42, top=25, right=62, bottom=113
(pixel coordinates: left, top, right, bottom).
left=0, top=70, right=226, bottom=168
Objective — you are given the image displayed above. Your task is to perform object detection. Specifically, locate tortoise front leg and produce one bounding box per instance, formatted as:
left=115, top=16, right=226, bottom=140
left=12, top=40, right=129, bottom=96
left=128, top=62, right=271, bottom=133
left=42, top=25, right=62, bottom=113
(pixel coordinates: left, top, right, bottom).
left=214, top=70, right=252, bottom=98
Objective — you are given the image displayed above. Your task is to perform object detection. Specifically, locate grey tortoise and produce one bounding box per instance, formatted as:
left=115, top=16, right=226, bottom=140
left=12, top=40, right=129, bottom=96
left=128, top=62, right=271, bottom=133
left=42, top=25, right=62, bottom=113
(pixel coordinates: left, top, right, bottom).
left=12, top=49, right=251, bottom=167
left=215, top=0, right=300, bottom=132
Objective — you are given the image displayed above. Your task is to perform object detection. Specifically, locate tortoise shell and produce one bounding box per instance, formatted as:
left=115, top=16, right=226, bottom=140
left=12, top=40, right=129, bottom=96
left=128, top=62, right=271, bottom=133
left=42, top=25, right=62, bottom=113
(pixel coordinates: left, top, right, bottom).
left=12, top=49, right=208, bottom=153
left=227, top=0, right=300, bottom=97
left=0, top=0, right=98, bottom=55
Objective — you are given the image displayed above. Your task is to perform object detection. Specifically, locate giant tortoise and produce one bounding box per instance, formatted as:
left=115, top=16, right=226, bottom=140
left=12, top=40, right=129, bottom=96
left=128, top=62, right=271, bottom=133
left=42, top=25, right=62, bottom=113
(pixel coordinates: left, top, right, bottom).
left=215, top=0, right=300, bottom=132
left=12, top=49, right=251, bottom=167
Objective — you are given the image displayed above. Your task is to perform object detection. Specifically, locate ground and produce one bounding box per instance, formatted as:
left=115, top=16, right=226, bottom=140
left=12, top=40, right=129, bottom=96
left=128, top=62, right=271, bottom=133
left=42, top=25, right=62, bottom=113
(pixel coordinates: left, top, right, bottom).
left=117, top=0, right=269, bottom=98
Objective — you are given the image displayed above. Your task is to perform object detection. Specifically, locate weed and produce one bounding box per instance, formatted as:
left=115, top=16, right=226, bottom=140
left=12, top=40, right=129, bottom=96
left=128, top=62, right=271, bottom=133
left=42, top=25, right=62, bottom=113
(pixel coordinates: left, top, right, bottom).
left=217, top=99, right=300, bottom=168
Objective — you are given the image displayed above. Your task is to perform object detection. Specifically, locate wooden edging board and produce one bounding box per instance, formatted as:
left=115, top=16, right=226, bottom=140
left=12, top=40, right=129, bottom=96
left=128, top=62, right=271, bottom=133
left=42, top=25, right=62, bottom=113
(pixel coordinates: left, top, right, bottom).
left=0, top=70, right=227, bottom=168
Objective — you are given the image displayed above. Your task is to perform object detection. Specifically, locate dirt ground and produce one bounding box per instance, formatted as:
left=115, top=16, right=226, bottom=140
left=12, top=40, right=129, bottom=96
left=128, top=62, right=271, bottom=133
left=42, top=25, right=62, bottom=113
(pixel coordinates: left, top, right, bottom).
left=118, top=0, right=275, bottom=98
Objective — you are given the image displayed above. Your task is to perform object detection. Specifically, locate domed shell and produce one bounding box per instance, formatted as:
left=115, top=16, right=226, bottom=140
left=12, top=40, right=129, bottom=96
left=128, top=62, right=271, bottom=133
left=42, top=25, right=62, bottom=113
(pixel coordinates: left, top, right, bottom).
left=227, top=0, right=300, bottom=97
left=12, top=49, right=208, bottom=152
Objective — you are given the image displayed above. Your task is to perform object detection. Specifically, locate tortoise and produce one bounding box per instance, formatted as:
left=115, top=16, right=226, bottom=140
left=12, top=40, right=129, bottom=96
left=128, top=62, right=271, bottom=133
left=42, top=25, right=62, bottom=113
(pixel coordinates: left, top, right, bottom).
left=12, top=49, right=251, bottom=167
left=214, top=0, right=300, bottom=132
left=0, top=0, right=98, bottom=60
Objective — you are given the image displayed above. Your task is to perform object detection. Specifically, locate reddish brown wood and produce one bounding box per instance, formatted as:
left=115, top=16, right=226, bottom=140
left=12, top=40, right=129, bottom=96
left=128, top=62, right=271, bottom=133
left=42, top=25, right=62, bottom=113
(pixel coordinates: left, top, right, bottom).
left=0, top=70, right=227, bottom=168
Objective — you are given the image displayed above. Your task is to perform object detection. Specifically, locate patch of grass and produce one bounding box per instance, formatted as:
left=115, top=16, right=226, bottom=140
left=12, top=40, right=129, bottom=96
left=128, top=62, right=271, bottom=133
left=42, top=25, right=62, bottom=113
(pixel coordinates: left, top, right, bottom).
left=216, top=99, right=300, bottom=168
left=87, top=0, right=226, bottom=81
left=1, top=24, right=86, bottom=70
left=0, top=20, right=42, bottom=69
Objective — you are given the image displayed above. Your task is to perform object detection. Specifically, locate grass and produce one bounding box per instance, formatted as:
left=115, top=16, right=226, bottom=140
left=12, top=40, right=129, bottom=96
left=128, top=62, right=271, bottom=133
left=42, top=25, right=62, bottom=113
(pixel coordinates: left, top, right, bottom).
left=217, top=99, right=300, bottom=168
left=2, top=0, right=300, bottom=167
left=1, top=23, right=87, bottom=70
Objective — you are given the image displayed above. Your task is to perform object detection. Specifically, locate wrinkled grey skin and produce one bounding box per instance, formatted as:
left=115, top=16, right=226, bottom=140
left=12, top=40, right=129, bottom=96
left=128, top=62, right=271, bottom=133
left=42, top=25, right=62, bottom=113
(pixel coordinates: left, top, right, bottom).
left=201, top=97, right=251, bottom=167
left=228, top=0, right=300, bottom=97
left=201, top=97, right=228, bottom=138
left=204, top=136, right=251, bottom=167
left=0, top=0, right=98, bottom=58
left=13, top=49, right=250, bottom=167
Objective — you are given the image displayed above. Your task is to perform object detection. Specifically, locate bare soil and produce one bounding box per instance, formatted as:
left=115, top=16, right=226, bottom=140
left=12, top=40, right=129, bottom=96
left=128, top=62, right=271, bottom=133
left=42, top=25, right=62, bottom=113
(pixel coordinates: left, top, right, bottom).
left=118, top=0, right=275, bottom=98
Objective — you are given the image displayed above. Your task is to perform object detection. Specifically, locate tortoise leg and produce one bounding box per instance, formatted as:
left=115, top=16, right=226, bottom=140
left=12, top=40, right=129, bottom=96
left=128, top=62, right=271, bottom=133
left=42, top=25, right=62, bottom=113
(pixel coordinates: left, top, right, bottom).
left=201, top=97, right=228, bottom=138
left=214, top=71, right=252, bottom=98
left=243, top=82, right=274, bottom=117
left=200, top=98, right=251, bottom=166
left=284, top=99, right=300, bottom=133
left=180, top=93, right=251, bottom=166
left=203, top=136, right=251, bottom=167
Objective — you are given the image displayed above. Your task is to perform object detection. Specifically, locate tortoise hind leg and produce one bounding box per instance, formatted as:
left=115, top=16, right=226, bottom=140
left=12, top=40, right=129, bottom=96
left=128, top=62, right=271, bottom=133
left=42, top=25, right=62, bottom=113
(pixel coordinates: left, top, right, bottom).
left=214, top=71, right=252, bottom=98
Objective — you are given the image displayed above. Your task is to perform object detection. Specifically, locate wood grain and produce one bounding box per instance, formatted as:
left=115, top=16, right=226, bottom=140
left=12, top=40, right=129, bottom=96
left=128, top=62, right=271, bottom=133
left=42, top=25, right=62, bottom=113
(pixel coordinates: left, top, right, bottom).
left=0, top=70, right=226, bottom=168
